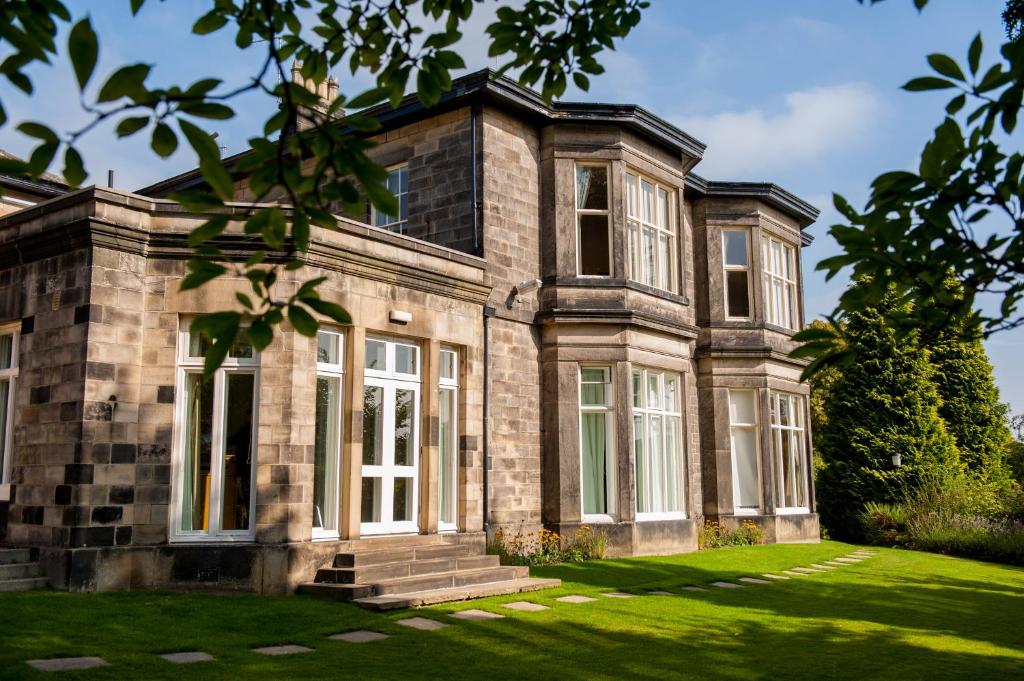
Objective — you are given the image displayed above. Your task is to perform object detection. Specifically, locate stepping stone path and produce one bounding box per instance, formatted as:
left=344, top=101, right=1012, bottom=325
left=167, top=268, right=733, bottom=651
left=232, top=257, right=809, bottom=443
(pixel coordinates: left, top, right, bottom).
left=782, top=570, right=806, bottom=577
left=682, top=585, right=707, bottom=592
left=601, top=592, right=635, bottom=598
left=252, top=645, right=314, bottom=656
left=396, top=617, right=448, bottom=630
left=556, top=595, right=597, bottom=604
left=329, top=630, right=389, bottom=643
left=834, top=558, right=861, bottom=564
left=762, top=574, right=789, bottom=580
left=502, top=601, right=549, bottom=612
left=738, top=577, right=771, bottom=585
left=648, top=590, right=676, bottom=596
left=160, top=652, right=214, bottom=664
left=711, top=581, right=742, bottom=589
left=809, top=564, right=835, bottom=570
left=823, top=561, right=846, bottom=567
left=449, top=609, right=504, bottom=621
left=27, top=657, right=109, bottom=672
left=791, top=567, right=824, bottom=574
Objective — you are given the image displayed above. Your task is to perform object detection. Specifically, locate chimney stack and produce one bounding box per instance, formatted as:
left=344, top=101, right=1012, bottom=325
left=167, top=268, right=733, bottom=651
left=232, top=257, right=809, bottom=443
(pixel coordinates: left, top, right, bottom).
left=289, top=61, right=343, bottom=131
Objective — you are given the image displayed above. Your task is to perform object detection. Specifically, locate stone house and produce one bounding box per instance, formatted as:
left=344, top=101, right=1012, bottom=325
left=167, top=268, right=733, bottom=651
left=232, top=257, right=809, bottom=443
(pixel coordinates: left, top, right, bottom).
left=0, top=69, right=819, bottom=599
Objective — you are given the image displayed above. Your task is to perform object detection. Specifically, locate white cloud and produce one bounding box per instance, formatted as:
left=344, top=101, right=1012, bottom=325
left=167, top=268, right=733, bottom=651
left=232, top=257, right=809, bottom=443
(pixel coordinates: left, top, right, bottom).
left=675, top=82, right=882, bottom=180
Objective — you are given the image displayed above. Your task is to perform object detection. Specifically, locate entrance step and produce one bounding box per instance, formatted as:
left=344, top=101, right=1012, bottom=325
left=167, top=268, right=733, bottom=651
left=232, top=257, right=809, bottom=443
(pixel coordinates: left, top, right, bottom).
left=317, top=554, right=500, bottom=585
left=353, top=577, right=564, bottom=611
left=0, top=548, right=46, bottom=592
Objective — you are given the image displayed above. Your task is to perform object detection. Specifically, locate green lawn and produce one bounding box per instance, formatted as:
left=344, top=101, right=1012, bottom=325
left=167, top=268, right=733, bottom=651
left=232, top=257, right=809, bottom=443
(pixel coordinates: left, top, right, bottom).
left=1, top=541, right=1022, bottom=680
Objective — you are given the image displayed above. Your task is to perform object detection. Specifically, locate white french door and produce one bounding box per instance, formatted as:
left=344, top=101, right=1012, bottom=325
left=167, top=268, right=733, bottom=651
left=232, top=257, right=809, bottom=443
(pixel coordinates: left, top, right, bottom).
left=362, top=337, right=421, bottom=535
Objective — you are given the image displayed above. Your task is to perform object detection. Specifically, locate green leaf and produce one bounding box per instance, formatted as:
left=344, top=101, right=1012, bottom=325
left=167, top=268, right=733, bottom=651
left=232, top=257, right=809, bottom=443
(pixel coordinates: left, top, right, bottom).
left=180, top=259, right=226, bottom=291
left=248, top=319, right=273, bottom=350
left=235, top=292, right=253, bottom=310
left=193, top=11, right=228, bottom=35
left=927, top=53, right=965, bottom=82
left=151, top=123, right=178, bottom=158
left=573, top=72, right=590, bottom=91
left=178, top=119, right=220, bottom=159
left=180, top=102, right=234, bottom=120
left=288, top=304, right=318, bottom=336
left=68, top=17, right=98, bottom=90
left=187, top=215, right=230, bottom=246
left=304, top=298, right=352, bottom=325
left=62, top=147, right=86, bottom=186
left=115, top=116, right=150, bottom=137
left=97, top=63, right=151, bottom=103
left=130, top=0, right=146, bottom=15
left=17, top=122, right=58, bottom=143
left=190, top=312, right=240, bottom=375
left=968, top=33, right=982, bottom=75
left=903, top=76, right=956, bottom=92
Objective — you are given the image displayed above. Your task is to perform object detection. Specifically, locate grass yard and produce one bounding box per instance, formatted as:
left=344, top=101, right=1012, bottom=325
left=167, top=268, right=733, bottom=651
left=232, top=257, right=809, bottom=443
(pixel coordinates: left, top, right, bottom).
left=1, top=540, right=1022, bottom=680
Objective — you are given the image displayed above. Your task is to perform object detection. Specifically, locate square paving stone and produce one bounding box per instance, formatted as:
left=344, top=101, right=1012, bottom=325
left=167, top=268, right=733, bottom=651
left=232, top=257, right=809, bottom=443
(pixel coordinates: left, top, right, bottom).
left=27, top=657, right=109, bottom=672
left=449, top=609, right=505, bottom=621
left=824, top=561, right=847, bottom=567
left=556, top=595, right=597, bottom=604
left=834, top=558, right=861, bottom=564
left=841, top=556, right=865, bottom=561
left=682, top=586, right=707, bottom=592
left=809, top=564, right=836, bottom=570
left=252, top=645, right=314, bottom=656
left=329, top=630, right=390, bottom=643
left=782, top=570, right=807, bottom=577
left=501, top=601, right=549, bottom=612
left=711, top=581, right=742, bottom=589
left=160, top=652, right=214, bottom=664
left=738, top=577, right=771, bottom=585
left=791, top=567, right=824, bottom=574
left=762, top=573, right=790, bottom=580
left=396, top=617, right=448, bottom=630
left=648, top=590, right=676, bottom=596
left=601, top=592, right=636, bottom=598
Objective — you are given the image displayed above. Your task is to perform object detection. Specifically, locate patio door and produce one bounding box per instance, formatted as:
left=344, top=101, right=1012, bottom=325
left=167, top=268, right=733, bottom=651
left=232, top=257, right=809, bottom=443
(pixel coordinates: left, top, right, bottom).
left=362, top=337, right=421, bottom=535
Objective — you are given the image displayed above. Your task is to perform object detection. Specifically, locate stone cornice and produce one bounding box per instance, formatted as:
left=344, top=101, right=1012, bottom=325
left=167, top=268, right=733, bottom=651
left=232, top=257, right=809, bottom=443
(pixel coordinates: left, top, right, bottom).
left=686, top=173, right=819, bottom=236
left=537, top=307, right=700, bottom=339
left=694, top=343, right=811, bottom=367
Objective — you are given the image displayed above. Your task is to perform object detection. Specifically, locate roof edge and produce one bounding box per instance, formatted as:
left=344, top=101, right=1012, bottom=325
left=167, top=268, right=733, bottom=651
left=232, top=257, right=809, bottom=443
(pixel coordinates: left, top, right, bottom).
left=686, top=173, right=820, bottom=233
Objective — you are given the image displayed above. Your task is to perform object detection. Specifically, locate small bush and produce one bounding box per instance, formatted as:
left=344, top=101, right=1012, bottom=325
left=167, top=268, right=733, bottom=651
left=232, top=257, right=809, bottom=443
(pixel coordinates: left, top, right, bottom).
left=860, top=501, right=909, bottom=547
left=487, top=523, right=607, bottom=566
left=698, top=518, right=765, bottom=549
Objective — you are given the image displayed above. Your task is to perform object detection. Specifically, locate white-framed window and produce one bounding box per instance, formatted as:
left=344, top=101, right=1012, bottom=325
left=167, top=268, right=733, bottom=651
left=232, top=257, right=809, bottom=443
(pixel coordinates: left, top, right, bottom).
left=0, top=326, right=19, bottom=501
left=723, top=229, right=752, bottom=319
left=313, top=330, right=345, bottom=539
left=626, top=170, right=677, bottom=292
left=762, top=235, right=798, bottom=329
left=371, top=164, right=409, bottom=233
left=576, top=163, right=612, bottom=276
left=632, top=368, right=685, bottom=519
left=770, top=392, right=809, bottom=513
left=728, top=390, right=760, bottom=514
left=362, top=336, right=422, bottom=535
left=438, top=347, right=459, bottom=533
left=579, top=366, right=615, bottom=521
left=171, top=324, right=260, bottom=542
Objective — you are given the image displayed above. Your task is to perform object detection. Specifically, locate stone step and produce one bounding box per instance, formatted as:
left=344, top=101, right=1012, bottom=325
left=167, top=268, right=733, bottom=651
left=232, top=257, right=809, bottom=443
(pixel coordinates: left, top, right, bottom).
left=353, top=577, right=563, bottom=611
left=333, top=543, right=476, bottom=568
left=297, top=582, right=375, bottom=601
left=374, top=566, right=529, bottom=595
left=0, top=548, right=33, bottom=566
left=0, top=577, right=48, bottom=593
left=316, top=554, right=499, bottom=585
left=0, top=562, right=42, bottom=580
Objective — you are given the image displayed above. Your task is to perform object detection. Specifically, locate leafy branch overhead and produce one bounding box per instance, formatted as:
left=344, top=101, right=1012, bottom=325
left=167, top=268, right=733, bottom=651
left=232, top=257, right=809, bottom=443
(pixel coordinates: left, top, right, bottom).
left=0, top=0, right=648, bottom=374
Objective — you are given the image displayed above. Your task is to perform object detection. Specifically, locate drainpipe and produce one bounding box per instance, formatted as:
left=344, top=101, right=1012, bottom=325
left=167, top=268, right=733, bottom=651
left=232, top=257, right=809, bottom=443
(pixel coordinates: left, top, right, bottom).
left=470, top=101, right=481, bottom=256
left=482, top=304, right=495, bottom=533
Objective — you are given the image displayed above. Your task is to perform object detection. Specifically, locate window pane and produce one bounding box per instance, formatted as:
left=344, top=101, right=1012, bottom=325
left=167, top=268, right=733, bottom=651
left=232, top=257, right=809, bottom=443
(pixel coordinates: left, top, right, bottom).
left=439, top=388, right=457, bottom=525
left=393, top=388, right=415, bottom=467
left=365, top=340, right=386, bottom=370
left=664, top=375, right=679, bottom=412
left=393, top=476, right=413, bottom=522
left=664, top=416, right=682, bottom=512
left=0, top=334, right=11, bottom=369
left=361, top=477, right=381, bottom=523
left=576, top=165, right=608, bottom=210
left=188, top=331, right=210, bottom=358
left=726, top=271, right=750, bottom=318
left=581, top=412, right=609, bottom=515
left=634, top=414, right=647, bottom=513
left=579, top=214, right=610, bottom=276
left=394, top=344, right=418, bottom=375
left=658, top=233, right=670, bottom=290
left=0, top=379, right=9, bottom=483
left=632, top=370, right=642, bottom=408
left=628, top=222, right=639, bottom=281
left=641, top=180, right=653, bottom=223
left=729, top=391, right=756, bottom=425
left=399, top=166, right=409, bottom=195
left=388, top=168, right=402, bottom=194
left=314, top=376, right=341, bottom=531
left=647, top=373, right=660, bottom=410
left=580, top=381, right=607, bottom=407
left=230, top=332, right=254, bottom=359
left=723, top=231, right=748, bottom=267
left=657, top=188, right=670, bottom=229
left=642, top=227, right=656, bottom=286
left=221, top=372, right=255, bottom=531
left=440, top=349, right=457, bottom=381
left=648, top=415, right=663, bottom=511
left=732, top=426, right=759, bottom=509
left=780, top=425, right=794, bottom=507
left=317, top=332, right=340, bottom=365
left=362, top=386, right=383, bottom=465
left=626, top=174, right=637, bottom=217
left=180, top=373, right=213, bottom=532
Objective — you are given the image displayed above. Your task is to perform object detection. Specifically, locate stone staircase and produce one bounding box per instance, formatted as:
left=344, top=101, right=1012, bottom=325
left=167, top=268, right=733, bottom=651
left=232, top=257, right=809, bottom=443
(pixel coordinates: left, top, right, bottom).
left=0, top=548, right=47, bottom=592
left=298, top=536, right=559, bottom=610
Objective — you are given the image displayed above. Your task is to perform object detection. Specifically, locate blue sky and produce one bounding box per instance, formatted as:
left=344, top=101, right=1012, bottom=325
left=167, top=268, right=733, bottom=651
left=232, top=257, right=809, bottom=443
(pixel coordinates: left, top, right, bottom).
left=2, top=0, right=1021, bottom=415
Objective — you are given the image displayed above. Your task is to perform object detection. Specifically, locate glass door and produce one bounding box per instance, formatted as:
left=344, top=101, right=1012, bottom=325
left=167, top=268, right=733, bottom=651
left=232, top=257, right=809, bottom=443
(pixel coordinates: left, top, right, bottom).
left=362, top=337, right=421, bottom=535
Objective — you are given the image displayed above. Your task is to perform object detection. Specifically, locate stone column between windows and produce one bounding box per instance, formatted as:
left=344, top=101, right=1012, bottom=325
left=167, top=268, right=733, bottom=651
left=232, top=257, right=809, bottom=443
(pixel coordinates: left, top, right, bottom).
left=419, top=338, right=441, bottom=534
left=614, top=361, right=635, bottom=524
left=758, top=387, right=777, bottom=515
left=340, top=326, right=365, bottom=539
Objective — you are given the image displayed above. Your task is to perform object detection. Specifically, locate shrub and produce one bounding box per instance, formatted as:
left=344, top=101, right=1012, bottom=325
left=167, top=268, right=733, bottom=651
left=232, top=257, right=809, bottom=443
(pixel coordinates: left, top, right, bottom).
left=487, top=523, right=607, bottom=566
left=698, top=518, right=765, bottom=549
left=860, top=501, right=909, bottom=547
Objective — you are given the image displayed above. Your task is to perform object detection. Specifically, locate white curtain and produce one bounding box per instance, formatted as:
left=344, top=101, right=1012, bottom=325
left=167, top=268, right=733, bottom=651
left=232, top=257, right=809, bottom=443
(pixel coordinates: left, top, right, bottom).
left=582, top=413, right=607, bottom=515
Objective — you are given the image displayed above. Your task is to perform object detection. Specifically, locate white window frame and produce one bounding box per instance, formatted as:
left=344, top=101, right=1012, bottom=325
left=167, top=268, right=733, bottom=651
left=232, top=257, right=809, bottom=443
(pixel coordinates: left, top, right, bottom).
left=0, top=324, right=19, bottom=502
left=632, top=367, right=686, bottom=521
left=575, top=162, right=612, bottom=277
left=722, top=228, right=753, bottom=320
left=371, top=163, right=410, bottom=233
left=761, top=235, right=799, bottom=330
left=438, top=347, right=459, bottom=533
left=361, top=335, right=422, bottom=536
left=728, top=389, right=761, bottom=515
left=579, top=365, right=616, bottom=523
left=313, top=330, right=345, bottom=540
left=626, top=170, right=678, bottom=292
left=170, top=322, right=260, bottom=543
left=770, top=392, right=810, bottom=515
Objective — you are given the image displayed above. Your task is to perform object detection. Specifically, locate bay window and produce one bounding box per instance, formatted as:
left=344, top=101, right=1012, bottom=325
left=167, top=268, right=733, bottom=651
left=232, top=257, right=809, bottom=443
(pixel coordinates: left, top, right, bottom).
left=632, top=368, right=685, bottom=519
left=438, top=347, right=459, bottom=532
left=762, top=236, right=798, bottom=329
left=313, top=331, right=344, bottom=538
left=722, top=229, right=751, bottom=319
left=580, top=366, right=615, bottom=519
left=0, top=327, right=18, bottom=500
left=626, top=171, right=677, bottom=291
left=576, top=163, right=611, bottom=276
left=728, top=390, right=760, bottom=513
left=770, top=392, right=809, bottom=512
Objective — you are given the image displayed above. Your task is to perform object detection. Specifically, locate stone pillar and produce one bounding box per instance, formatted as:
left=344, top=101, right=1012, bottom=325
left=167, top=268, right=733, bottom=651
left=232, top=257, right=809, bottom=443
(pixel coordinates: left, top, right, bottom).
left=340, top=326, right=365, bottom=539
left=419, top=339, right=440, bottom=534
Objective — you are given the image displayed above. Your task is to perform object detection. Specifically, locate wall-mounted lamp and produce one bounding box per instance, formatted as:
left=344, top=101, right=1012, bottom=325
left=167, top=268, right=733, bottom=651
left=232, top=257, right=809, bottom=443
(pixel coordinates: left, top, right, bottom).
left=892, top=452, right=902, bottom=468
left=510, top=278, right=542, bottom=306
left=389, top=309, right=412, bottom=324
